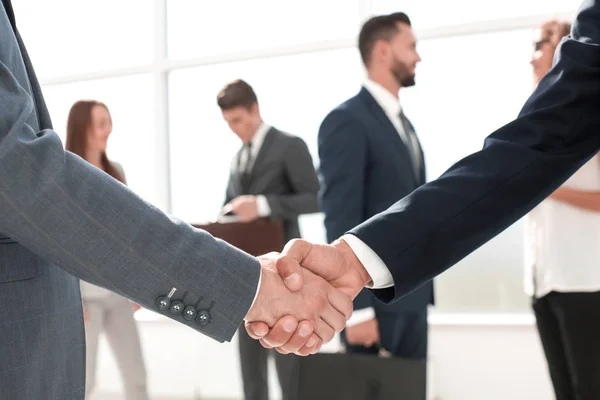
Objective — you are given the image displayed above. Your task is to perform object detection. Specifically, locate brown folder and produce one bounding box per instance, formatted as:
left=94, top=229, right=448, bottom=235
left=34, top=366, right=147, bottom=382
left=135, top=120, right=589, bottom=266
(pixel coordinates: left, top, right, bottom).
left=193, top=218, right=284, bottom=256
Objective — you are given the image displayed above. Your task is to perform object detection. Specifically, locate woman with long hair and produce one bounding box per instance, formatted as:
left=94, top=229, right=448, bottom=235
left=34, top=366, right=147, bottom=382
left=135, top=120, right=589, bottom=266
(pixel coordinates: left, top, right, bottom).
left=66, top=100, right=150, bottom=400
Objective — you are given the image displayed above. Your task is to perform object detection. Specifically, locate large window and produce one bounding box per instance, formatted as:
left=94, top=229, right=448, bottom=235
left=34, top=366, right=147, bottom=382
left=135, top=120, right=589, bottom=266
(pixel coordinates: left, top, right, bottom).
left=372, top=0, right=581, bottom=30
left=15, top=0, right=154, bottom=80
left=167, top=0, right=362, bottom=60
left=168, top=48, right=364, bottom=223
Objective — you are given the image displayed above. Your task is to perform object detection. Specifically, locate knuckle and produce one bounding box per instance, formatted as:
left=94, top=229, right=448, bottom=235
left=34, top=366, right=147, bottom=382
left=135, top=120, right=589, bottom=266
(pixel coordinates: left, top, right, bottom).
left=313, top=294, right=327, bottom=313
left=274, top=256, right=287, bottom=270
left=285, top=238, right=301, bottom=251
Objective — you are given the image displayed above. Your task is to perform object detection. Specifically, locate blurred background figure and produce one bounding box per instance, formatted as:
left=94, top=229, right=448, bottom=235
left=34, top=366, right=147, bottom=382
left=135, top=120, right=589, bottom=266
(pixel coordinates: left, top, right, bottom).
left=66, top=100, right=150, bottom=400
left=318, top=12, right=433, bottom=362
left=526, top=19, right=600, bottom=400
left=218, top=79, right=320, bottom=400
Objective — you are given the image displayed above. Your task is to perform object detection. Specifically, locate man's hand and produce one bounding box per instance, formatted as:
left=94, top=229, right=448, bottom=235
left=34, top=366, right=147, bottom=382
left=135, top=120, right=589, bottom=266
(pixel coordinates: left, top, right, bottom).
left=346, top=318, right=379, bottom=347
left=226, top=195, right=259, bottom=222
left=245, top=254, right=353, bottom=348
left=245, top=239, right=372, bottom=354
left=277, top=238, right=371, bottom=298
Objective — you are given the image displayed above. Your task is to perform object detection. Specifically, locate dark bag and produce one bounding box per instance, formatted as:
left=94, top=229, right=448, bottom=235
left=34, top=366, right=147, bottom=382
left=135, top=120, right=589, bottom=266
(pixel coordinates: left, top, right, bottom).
left=297, top=351, right=426, bottom=400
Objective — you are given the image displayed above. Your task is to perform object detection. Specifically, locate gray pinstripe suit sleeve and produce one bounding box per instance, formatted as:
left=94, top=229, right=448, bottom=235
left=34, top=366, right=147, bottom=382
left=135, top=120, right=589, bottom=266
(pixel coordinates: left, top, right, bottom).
left=0, top=54, right=260, bottom=343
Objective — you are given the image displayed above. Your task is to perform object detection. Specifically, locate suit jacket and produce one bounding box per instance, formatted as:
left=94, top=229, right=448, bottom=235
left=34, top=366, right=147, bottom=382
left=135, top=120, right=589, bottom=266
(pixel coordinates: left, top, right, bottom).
left=319, top=88, right=433, bottom=314
left=349, top=0, right=600, bottom=306
left=79, top=162, right=128, bottom=300
left=224, top=127, right=320, bottom=242
left=0, top=3, right=259, bottom=398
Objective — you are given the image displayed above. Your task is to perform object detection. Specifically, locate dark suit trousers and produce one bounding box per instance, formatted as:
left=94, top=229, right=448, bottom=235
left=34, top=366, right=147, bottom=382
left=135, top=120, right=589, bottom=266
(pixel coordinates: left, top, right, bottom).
left=533, top=291, right=600, bottom=400
left=342, top=310, right=428, bottom=360
left=238, top=328, right=299, bottom=400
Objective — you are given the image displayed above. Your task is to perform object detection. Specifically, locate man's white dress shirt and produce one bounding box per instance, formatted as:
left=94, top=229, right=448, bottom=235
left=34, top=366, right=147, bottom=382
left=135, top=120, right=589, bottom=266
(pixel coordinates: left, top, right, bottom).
left=237, top=122, right=272, bottom=216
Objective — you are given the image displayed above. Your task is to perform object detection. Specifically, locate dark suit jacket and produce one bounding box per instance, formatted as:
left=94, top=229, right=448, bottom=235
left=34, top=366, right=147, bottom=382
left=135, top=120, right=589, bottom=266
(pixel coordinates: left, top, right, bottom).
left=225, top=127, right=320, bottom=242
left=349, top=0, right=600, bottom=306
left=319, top=88, right=433, bottom=314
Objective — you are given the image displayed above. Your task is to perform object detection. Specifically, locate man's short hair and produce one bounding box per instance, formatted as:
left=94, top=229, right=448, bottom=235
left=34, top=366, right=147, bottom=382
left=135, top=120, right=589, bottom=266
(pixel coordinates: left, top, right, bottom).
left=217, top=79, right=258, bottom=111
left=358, top=12, right=411, bottom=66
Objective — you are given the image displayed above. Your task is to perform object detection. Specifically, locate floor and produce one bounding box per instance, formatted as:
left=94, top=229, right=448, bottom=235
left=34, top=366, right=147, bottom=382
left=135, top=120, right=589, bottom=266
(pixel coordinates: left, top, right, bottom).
left=95, top=394, right=239, bottom=400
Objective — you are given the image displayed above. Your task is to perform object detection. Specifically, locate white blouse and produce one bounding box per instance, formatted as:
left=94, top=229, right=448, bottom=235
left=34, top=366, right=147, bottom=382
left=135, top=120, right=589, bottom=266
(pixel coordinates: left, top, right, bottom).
left=524, top=154, right=600, bottom=298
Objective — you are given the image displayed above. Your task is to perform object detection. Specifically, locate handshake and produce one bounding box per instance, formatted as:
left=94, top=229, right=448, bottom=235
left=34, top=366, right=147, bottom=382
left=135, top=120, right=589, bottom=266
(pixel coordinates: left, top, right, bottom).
left=244, top=237, right=372, bottom=356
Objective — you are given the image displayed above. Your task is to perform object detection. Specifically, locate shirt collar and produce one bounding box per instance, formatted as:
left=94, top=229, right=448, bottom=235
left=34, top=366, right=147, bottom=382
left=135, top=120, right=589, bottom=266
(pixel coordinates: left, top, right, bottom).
left=248, top=122, right=270, bottom=151
left=363, top=79, right=402, bottom=117
left=250, top=122, right=271, bottom=153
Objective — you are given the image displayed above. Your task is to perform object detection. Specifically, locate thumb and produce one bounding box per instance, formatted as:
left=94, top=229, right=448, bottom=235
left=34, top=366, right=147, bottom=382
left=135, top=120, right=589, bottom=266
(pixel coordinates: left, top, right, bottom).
left=283, top=240, right=339, bottom=283
left=275, top=239, right=312, bottom=291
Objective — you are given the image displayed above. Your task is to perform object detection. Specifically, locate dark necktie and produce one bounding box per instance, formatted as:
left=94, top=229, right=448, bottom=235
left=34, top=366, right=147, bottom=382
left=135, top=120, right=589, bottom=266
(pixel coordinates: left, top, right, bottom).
left=239, top=143, right=253, bottom=193
left=399, top=110, right=422, bottom=179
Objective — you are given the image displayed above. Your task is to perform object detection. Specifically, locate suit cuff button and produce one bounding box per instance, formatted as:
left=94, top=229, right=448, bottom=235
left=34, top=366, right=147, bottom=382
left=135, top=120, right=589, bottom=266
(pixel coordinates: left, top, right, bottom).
left=195, top=310, right=211, bottom=326
left=155, top=296, right=171, bottom=311
left=169, top=301, right=184, bottom=315
left=183, top=306, right=197, bottom=321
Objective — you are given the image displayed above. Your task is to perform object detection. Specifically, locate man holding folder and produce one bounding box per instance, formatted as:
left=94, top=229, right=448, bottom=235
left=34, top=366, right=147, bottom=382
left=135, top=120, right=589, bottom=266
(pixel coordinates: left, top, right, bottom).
left=217, top=79, right=320, bottom=400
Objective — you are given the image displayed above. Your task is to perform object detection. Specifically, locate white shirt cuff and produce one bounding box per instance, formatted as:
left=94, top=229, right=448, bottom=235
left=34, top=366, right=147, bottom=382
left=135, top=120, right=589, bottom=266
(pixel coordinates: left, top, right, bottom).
left=346, top=307, right=376, bottom=327
left=341, top=234, right=394, bottom=289
left=255, top=195, right=271, bottom=217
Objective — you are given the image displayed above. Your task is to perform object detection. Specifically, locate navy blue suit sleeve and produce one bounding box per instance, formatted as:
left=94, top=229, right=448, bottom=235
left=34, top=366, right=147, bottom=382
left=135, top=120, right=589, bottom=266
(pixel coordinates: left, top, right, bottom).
left=349, top=0, right=600, bottom=304
left=318, top=110, right=373, bottom=310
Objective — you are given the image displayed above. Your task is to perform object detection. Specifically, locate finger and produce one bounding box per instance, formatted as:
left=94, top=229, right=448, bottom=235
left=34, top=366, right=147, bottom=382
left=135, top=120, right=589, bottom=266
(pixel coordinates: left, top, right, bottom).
left=328, top=288, right=353, bottom=322
left=276, top=332, right=321, bottom=356
left=275, top=242, right=308, bottom=291
left=257, top=315, right=298, bottom=348
left=271, top=320, right=314, bottom=354
left=299, top=334, right=322, bottom=356
left=320, top=302, right=348, bottom=334
left=310, top=341, right=322, bottom=355
left=274, top=346, right=290, bottom=355
left=277, top=334, right=321, bottom=356
left=245, top=321, right=270, bottom=340
left=314, top=317, right=336, bottom=344
left=262, top=252, right=281, bottom=264
left=256, top=252, right=280, bottom=272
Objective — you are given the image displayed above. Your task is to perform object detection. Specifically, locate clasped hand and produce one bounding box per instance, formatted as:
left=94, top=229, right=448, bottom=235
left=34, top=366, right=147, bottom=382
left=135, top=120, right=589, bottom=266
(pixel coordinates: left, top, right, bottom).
left=244, top=238, right=371, bottom=356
